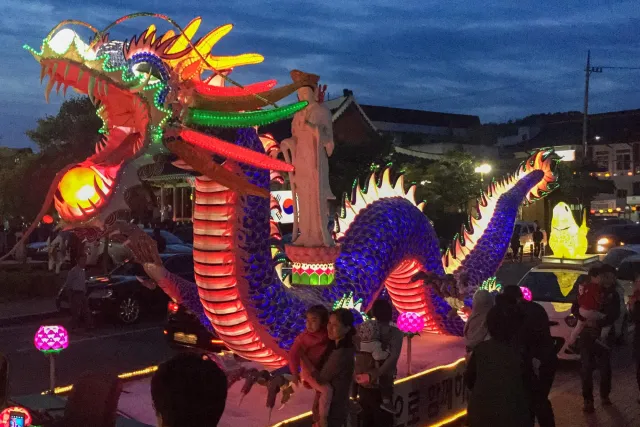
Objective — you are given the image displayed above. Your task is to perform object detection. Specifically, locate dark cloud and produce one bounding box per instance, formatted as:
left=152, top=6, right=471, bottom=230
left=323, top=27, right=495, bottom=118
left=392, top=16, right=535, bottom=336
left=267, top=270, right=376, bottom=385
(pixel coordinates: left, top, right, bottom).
left=1, top=0, right=640, bottom=148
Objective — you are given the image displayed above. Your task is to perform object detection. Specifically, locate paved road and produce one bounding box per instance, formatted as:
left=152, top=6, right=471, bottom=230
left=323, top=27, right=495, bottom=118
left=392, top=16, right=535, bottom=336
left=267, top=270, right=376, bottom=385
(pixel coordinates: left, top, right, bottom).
left=0, top=315, right=176, bottom=395
left=546, top=338, right=639, bottom=427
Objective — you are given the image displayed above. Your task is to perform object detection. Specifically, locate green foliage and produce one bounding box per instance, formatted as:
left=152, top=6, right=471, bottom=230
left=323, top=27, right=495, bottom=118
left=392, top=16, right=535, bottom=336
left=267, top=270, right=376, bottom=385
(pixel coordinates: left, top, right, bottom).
left=0, top=97, right=99, bottom=221
left=329, top=134, right=393, bottom=199
left=549, top=161, right=615, bottom=208
left=26, top=96, right=101, bottom=152
left=389, top=149, right=484, bottom=216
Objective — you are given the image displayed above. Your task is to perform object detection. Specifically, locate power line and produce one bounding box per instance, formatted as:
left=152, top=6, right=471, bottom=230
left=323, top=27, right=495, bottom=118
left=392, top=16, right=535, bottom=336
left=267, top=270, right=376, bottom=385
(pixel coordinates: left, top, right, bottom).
left=387, top=70, right=583, bottom=109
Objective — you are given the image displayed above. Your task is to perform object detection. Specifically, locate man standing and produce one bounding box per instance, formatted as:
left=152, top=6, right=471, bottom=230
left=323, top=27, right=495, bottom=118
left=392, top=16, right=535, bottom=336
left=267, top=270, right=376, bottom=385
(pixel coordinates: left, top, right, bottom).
left=357, top=299, right=403, bottom=427
left=65, top=255, right=93, bottom=330
left=533, top=221, right=544, bottom=258
left=153, top=228, right=167, bottom=254
left=572, top=263, right=620, bottom=413
left=502, top=285, right=557, bottom=427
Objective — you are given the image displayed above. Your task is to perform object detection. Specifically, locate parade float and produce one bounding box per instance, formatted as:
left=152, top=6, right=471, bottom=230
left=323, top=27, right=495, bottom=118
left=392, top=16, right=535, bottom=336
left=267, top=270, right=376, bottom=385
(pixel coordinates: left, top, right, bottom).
left=4, top=14, right=561, bottom=426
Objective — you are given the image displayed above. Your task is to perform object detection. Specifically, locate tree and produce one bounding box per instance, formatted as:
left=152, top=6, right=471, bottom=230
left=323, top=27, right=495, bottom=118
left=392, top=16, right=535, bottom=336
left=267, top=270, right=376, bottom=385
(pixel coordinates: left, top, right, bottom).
left=548, top=161, right=615, bottom=211
left=329, top=135, right=394, bottom=200
left=26, top=96, right=100, bottom=153
left=0, top=97, right=100, bottom=221
left=389, top=150, right=484, bottom=216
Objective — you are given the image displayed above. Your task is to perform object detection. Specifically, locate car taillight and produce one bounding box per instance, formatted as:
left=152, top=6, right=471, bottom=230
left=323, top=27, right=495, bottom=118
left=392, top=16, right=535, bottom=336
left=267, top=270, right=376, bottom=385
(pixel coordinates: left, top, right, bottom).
left=168, top=302, right=179, bottom=314
left=565, top=315, right=578, bottom=328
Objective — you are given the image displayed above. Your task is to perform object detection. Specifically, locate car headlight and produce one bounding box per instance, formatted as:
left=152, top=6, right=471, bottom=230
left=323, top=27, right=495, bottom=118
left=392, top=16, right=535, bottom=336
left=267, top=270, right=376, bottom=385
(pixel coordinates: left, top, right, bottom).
left=596, top=245, right=606, bottom=253
left=597, top=237, right=610, bottom=245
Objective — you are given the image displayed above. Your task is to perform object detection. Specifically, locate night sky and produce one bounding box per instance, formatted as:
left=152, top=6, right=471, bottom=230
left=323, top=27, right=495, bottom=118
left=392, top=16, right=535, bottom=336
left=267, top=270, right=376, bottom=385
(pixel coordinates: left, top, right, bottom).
left=1, top=0, right=640, bottom=148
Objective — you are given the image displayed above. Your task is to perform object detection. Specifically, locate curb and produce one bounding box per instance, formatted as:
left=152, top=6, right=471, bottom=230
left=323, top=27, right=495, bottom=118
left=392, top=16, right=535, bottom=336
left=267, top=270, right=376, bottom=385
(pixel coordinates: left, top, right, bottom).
left=0, top=311, right=61, bottom=327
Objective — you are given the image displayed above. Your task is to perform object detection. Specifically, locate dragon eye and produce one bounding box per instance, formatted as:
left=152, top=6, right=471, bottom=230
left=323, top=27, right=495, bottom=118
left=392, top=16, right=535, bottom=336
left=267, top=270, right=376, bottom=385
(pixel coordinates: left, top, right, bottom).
left=131, top=61, right=163, bottom=85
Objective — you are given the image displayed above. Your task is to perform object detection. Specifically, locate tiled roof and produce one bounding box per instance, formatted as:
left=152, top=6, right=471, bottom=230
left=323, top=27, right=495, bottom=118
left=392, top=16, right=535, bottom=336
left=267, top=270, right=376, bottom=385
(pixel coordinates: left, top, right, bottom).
left=512, top=109, right=640, bottom=151
left=358, top=105, right=481, bottom=128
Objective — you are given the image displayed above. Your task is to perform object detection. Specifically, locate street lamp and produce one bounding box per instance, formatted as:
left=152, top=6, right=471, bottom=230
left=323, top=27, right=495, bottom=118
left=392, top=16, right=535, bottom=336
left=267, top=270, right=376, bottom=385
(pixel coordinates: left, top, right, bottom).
left=474, top=163, right=492, bottom=182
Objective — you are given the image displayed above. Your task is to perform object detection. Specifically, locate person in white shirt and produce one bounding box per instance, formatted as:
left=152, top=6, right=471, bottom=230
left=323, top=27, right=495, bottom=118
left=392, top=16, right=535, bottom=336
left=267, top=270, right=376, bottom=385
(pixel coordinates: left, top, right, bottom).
left=64, top=255, right=92, bottom=330
left=47, top=231, right=66, bottom=274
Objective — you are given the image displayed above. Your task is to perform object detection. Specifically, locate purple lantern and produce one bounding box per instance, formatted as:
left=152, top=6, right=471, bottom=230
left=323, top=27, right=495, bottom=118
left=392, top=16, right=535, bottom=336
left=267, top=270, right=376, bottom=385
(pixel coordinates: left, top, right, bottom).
left=34, top=325, right=69, bottom=393
left=397, top=312, right=424, bottom=375
left=34, top=325, right=69, bottom=354
left=520, top=286, right=533, bottom=302
left=397, top=312, right=425, bottom=335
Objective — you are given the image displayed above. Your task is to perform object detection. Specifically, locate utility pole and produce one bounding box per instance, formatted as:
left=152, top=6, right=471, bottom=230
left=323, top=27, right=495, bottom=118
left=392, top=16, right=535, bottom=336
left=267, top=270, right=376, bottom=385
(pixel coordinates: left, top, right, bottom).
left=582, top=50, right=590, bottom=158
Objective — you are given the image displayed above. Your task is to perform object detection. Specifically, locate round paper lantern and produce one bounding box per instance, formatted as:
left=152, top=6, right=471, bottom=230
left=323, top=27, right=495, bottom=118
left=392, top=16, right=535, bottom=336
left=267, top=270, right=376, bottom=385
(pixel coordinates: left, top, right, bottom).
left=397, top=312, right=425, bottom=334
left=34, top=325, right=69, bottom=354
left=520, top=286, right=533, bottom=302
left=0, top=406, right=32, bottom=427
left=42, top=214, right=54, bottom=224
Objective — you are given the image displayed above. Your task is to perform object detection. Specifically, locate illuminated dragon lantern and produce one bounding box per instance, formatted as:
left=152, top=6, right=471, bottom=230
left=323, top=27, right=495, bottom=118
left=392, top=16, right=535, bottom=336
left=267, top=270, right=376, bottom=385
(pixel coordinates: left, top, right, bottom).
left=19, top=14, right=560, bottom=368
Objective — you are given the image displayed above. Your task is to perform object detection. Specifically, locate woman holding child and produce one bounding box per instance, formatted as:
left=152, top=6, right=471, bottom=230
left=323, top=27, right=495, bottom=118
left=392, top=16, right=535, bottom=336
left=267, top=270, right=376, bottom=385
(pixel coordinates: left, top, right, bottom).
left=293, top=308, right=355, bottom=427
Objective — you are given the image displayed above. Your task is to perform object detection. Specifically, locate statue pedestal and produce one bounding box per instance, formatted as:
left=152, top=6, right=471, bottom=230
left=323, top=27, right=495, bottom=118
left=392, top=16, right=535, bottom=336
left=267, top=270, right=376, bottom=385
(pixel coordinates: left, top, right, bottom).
left=285, top=245, right=341, bottom=286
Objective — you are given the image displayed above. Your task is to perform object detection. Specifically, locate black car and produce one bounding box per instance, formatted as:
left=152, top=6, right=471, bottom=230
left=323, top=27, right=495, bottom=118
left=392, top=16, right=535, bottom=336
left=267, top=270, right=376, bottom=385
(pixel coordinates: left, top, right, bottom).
left=165, top=302, right=227, bottom=353
left=588, top=224, right=640, bottom=254
left=56, top=253, right=195, bottom=324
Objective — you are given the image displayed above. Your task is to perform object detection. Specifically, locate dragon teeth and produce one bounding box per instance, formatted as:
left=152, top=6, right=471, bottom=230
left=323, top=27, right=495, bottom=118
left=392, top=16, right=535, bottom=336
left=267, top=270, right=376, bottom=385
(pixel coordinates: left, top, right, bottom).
left=88, top=76, right=96, bottom=104
left=40, top=64, right=47, bottom=83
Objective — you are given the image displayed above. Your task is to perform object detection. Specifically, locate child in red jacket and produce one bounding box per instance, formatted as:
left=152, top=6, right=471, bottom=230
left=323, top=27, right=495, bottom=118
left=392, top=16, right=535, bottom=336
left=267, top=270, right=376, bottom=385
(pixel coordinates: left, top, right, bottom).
left=566, top=267, right=610, bottom=350
left=289, top=305, right=331, bottom=427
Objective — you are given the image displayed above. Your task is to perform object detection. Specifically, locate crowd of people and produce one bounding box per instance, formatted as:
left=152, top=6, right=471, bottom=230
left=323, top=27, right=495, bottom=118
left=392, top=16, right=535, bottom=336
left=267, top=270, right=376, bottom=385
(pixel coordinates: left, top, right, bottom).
left=145, top=301, right=402, bottom=427
left=463, top=264, right=640, bottom=427
left=42, top=261, right=640, bottom=427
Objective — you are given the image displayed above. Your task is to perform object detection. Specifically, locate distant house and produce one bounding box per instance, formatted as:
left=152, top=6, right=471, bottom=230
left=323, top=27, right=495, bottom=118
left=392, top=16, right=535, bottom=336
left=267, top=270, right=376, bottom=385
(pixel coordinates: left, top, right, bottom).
left=503, top=109, right=640, bottom=219
left=263, top=89, right=485, bottom=158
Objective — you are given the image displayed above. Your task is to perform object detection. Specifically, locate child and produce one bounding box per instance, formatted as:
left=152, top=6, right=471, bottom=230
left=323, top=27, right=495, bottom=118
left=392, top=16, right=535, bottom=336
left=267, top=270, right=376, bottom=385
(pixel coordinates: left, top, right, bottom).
left=566, top=266, right=610, bottom=351
left=354, top=319, right=395, bottom=414
left=288, top=305, right=331, bottom=427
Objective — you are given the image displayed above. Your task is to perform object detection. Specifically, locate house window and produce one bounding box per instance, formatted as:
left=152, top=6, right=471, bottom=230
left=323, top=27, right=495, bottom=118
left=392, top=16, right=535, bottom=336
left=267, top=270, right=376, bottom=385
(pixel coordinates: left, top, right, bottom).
left=633, top=182, right=640, bottom=196
left=595, top=151, right=609, bottom=169
left=617, top=189, right=628, bottom=199
left=616, top=149, right=631, bottom=171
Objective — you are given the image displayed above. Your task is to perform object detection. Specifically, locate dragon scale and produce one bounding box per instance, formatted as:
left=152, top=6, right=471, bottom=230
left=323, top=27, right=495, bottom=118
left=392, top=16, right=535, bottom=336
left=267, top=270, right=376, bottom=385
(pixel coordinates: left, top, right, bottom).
left=19, top=16, right=559, bottom=368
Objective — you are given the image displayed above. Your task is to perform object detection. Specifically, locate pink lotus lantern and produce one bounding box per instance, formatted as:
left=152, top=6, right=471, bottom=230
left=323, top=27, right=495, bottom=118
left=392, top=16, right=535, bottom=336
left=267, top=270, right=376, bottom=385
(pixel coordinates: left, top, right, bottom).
left=396, top=312, right=424, bottom=375
left=520, top=286, right=533, bottom=302
left=397, top=312, right=425, bottom=335
left=0, top=406, right=32, bottom=427
left=34, top=325, right=69, bottom=393
left=34, top=325, right=69, bottom=354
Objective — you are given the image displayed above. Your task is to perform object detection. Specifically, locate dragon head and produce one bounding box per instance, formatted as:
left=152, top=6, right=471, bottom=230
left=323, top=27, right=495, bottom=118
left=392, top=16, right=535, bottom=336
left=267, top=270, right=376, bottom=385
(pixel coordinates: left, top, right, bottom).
left=24, top=16, right=306, bottom=227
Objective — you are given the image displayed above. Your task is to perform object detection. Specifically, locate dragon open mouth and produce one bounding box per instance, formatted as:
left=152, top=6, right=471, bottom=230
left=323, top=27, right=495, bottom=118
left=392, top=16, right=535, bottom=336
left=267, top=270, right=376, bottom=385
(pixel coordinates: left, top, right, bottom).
left=39, top=56, right=150, bottom=222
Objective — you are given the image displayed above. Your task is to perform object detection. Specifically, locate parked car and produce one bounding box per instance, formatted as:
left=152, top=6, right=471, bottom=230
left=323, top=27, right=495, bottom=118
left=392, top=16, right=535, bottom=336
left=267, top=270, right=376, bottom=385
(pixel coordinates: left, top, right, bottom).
left=57, top=253, right=195, bottom=324
left=588, top=224, right=640, bottom=253
left=85, top=229, right=192, bottom=269
left=165, top=303, right=227, bottom=353
left=517, top=257, right=631, bottom=360
left=511, top=221, right=546, bottom=256
left=601, top=245, right=640, bottom=268
left=26, top=241, right=53, bottom=262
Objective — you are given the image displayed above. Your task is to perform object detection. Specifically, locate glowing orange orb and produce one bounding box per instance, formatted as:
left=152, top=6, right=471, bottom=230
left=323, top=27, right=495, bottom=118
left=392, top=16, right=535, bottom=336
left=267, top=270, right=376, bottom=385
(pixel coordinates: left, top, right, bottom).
left=42, top=215, right=54, bottom=224
left=58, top=167, right=104, bottom=209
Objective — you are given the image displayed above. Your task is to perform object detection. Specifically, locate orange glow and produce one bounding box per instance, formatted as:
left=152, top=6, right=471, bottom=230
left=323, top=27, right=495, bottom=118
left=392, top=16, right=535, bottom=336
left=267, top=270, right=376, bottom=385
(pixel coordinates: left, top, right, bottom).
left=211, top=339, right=224, bottom=345
left=58, top=167, right=104, bottom=209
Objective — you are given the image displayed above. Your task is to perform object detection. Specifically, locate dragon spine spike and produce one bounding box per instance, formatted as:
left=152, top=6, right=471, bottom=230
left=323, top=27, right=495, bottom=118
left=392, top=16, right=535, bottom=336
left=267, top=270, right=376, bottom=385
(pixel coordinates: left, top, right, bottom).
left=442, top=149, right=559, bottom=274
left=336, top=168, right=418, bottom=240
